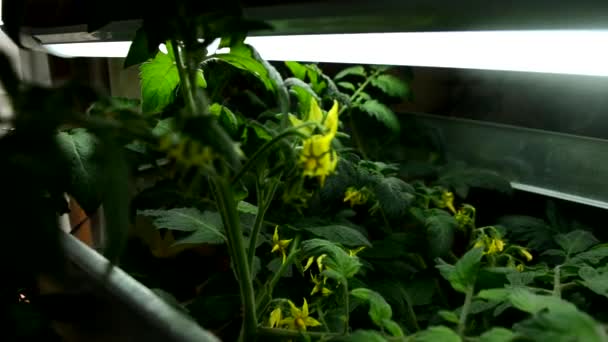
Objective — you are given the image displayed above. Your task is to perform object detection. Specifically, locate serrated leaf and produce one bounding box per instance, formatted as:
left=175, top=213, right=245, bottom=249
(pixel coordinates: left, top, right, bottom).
left=555, top=230, right=599, bottom=256
left=359, top=99, right=400, bottom=132
left=508, top=288, right=577, bottom=315
left=414, top=326, right=461, bottom=342
left=285, top=61, right=308, bottom=80
left=497, top=215, right=556, bottom=251
left=578, top=266, right=608, bottom=299
left=438, top=167, right=511, bottom=199
left=350, top=288, right=393, bottom=328
left=478, top=328, right=515, bottom=342
left=373, top=177, right=415, bottom=219
left=303, top=238, right=361, bottom=278
left=425, top=209, right=456, bottom=258
left=337, top=81, right=356, bottom=91
left=371, top=74, right=409, bottom=97
left=300, top=225, right=371, bottom=247
left=140, top=50, right=179, bottom=113
left=568, top=245, right=608, bottom=266
left=138, top=208, right=225, bottom=244
left=341, top=330, right=388, bottom=342
left=212, top=47, right=273, bottom=90
left=514, top=308, right=606, bottom=342
left=56, top=129, right=101, bottom=215
left=437, top=248, right=483, bottom=293
left=335, top=66, right=366, bottom=80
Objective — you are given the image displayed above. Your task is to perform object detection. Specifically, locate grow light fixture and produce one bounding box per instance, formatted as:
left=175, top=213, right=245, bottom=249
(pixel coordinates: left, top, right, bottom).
left=44, top=30, right=608, bottom=76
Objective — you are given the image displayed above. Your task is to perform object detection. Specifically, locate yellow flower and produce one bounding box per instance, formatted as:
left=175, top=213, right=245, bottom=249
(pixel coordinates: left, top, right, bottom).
left=303, top=254, right=328, bottom=272
left=474, top=236, right=504, bottom=255
left=519, top=248, right=533, bottom=262
left=310, top=274, right=332, bottom=296
left=348, top=246, right=366, bottom=257
left=269, top=307, right=283, bottom=328
left=293, top=99, right=340, bottom=186
left=455, top=204, right=476, bottom=228
left=271, top=226, right=292, bottom=264
left=441, top=191, right=456, bottom=214
left=280, top=298, right=321, bottom=331
left=344, top=187, right=368, bottom=207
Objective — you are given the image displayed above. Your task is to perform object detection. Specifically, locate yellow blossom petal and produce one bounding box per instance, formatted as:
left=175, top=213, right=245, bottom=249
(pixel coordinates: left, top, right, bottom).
left=304, top=317, right=321, bottom=327
left=273, top=226, right=280, bottom=244
left=307, top=98, right=324, bottom=124
left=269, top=308, right=282, bottom=328
left=303, top=257, right=314, bottom=272
left=348, top=246, right=366, bottom=257
left=323, top=100, right=339, bottom=138
left=520, top=248, right=533, bottom=262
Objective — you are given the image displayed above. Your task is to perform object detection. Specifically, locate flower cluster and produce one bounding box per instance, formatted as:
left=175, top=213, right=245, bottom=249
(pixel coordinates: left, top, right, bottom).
left=343, top=187, right=369, bottom=207
left=269, top=298, right=321, bottom=331
left=271, top=226, right=292, bottom=264
left=290, top=98, right=340, bottom=186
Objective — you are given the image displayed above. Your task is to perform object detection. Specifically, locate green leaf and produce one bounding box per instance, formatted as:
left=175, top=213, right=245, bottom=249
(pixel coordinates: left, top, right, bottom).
left=438, top=310, right=459, bottom=324
left=285, top=61, right=308, bottom=80
left=414, top=326, right=461, bottom=342
left=436, top=248, right=483, bottom=293
left=438, top=167, right=511, bottom=199
left=371, top=74, right=409, bottom=97
left=359, top=99, right=400, bottom=132
left=478, top=328, right=516, bottom=342
left=579, top=266, right=608, bottom=299
left=555, top=230, right=599, bottom=256
left=209, top=103, right=239, bottom=136
left=498, top=215, right=555, bottom=251
left=56, top=129, right=100, bottom=215
left=477, top=288, right=510, bottom=302
left=382, top=319, right=404, bottom=337
left=138, top=208, right=225, bottom=244
left=506, top=270, right=546, bottom=286
left=350, top=288, right=393, bottom=327
left=341, top=330, right=388, bottom=342
left=237, top=201, right=258, bottom=215
left=212, top=45, right=273, bottom=91
left=568, top=244, right=608, bottom=266
left=140, top=50, right=179, bottom=113
left=373, top=177, right=415, bottom=219
left=124, top=28, right=155, bottom=68
left=425, top=209, right=456, bottom=258
left=508, top=288, right=577, bottom=314
left=335, top=66, right=366, bottom=80
left=196, top=70, right=207, bottom=88
left=514, top=308, right=606, bottom=342
left=337, top=81, right=356, bottom=91
left=302, top=238, right=361, bottom=279
left=300, top=225, right=371, bottom=247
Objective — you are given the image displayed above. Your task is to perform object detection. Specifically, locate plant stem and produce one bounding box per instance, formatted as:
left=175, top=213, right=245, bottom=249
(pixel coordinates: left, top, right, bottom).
left=171, top=40, right=199, bottom=115
left=405, top=297, right=420, bottom=332
left=339, top=69, right=383, bottom=116
left=257, top=327, right=339, bottom=340
left=553, top=265, right=561, bottom=298
left=343, top=280, right=350, bottom=335
left=231, top=123, right=315, bottom=185
left=458, top=285, right=474, bottom=336
left=212, top=178, right=257, bottom=342
left=247, top=179, right=279, bottom=271
left=269, top=235, right=301, bottom=291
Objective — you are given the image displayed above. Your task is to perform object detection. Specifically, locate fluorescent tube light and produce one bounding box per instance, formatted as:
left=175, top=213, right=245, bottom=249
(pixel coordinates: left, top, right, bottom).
left=44, top=31, right=608, bottom=76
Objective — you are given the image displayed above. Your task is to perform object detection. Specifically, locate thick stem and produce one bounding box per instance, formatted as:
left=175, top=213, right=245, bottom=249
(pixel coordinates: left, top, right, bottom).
left=553, top=266, right=561, bottom=298
left=212, top=178, right=257, bottom=342
left=458, top=285, right=474, bottom=336
left=171, top=40, right=199, bottom=115
left=343, top=280, right=350, bottom=335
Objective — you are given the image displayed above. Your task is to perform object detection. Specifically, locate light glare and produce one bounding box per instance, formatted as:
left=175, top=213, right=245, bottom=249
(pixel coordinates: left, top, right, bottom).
left=44, top=31, right=608, bottom=76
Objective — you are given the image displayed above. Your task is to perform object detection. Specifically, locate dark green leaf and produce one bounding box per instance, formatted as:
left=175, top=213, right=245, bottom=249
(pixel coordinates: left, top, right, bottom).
left=498, top=215, right=556, bottom=251
left=56, top=129, right=101, bottom=215
left=555, top=230, right=599, bottom=256
left=579, top=266, right=608, bottom=299
left=438, top=167, right=511, bottom=199
left=437, top=248, right=483, bottom=293
left=373, top=177, right=415, bottom=219
left=477, top=289, right=510, bottom=302
left=371, top=74, right=409, bottom=97
left=335, top=66, right=366, bottom=80
left=124, top=28, right=156, bottom=68
left=478, top=328, right=516, bottom=342
left=138, top=208, right=225, bottom=244
left=438, top=310, right=459, bottom=324
left=212, top=46, right=273, bottom=91
left=514, top=308, right=606, bottom=342
left=300, top=225, right=371, bottom=247
left=350, top=288, right=393, bottom=328
left=237, top=201, right=258, bottom=215
left=302, top=239, right=361, bottom=279
left=359, top=99, right=400, bottom=132
left=425, top=209, right=456, bottom=258
left=140, top=51, right=179, bottom=113
left=508, top=288, right=577, bottom=314
left=568, top=245, right=608, bottom=266
left=414, top=326, right=461, bottom=342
